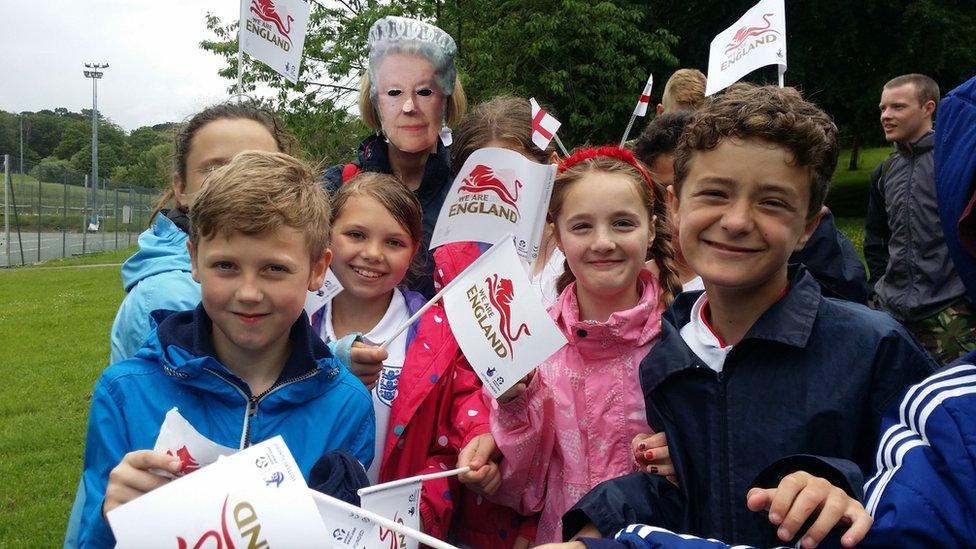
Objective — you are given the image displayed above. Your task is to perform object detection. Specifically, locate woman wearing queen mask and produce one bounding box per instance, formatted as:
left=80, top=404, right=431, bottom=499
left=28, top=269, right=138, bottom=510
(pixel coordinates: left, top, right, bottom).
left=324, top=16, right=466, bottom=299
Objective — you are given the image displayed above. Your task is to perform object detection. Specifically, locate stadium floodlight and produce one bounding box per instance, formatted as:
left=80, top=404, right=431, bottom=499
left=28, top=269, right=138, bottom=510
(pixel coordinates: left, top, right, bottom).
left=83, top=62, right=109, bottom=230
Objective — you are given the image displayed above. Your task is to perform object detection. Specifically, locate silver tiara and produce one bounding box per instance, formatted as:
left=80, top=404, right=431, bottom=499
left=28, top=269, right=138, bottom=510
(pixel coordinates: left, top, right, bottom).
left=368, top=16, right=457, bottom=58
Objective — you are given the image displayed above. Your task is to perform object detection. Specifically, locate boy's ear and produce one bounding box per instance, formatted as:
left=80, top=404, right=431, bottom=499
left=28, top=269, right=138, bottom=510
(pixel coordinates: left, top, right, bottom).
left=186, top=240, right=201, bottom=283
left=656, top=104, right=665, bottom=116
left=548, top=151, right=560, bottom=165
left=795, top=206, right=828, bottom=251
left=922, top=98, right=937, bottom=119
left=666, top=185, right=681, bottom=229
left=308, top=249, right=332, bottom=291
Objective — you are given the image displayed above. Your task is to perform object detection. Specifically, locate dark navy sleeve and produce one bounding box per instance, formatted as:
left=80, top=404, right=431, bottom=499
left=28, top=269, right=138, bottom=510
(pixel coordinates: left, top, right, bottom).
left=790, top=210, right=869, bottom=304
left=562, top=473, right=685, bottom=541
left=584, top=525, right=774, bottom=549
left=322, top=163, right=345, bottom=195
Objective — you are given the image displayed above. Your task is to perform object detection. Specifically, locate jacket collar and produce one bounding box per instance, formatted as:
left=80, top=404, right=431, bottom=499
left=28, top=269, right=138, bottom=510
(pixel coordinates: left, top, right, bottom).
left=642, top=265, right=822, bottom=390
left=895, top=129, right=934, bottom=156
left=149, top=305, right=339, bottom=400
left=553, top=269, right=663, bottom=359
left=357, top=134, right=452, bottom=202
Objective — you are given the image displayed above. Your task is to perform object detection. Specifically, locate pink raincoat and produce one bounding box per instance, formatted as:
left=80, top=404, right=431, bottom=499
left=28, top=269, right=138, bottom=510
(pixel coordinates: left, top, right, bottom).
left=490, top=269, right=664, bottom=543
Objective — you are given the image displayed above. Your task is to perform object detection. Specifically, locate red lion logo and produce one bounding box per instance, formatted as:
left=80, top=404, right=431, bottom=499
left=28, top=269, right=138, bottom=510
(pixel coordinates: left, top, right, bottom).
left=167, top=445, right=201, bottom=476
left=486, top=274, right=531, bottom=357
left=725, top=12, right=778, bottom=54
left=458, top=165, right=523, bottom=212
left=176, top=496, right=236, bottom=549
left=250, top=0, right=295, bottom=44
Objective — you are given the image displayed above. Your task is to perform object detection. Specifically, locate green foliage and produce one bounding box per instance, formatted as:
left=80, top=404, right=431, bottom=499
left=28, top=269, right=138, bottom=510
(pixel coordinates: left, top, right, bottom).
left=456, top=0, right=677, bottom=145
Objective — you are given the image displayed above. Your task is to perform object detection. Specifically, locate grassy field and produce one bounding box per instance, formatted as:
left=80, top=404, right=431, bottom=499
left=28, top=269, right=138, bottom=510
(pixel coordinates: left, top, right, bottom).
left=827, top=146, right=893, bottom=218
left=0, top=247, right=132, bottom=546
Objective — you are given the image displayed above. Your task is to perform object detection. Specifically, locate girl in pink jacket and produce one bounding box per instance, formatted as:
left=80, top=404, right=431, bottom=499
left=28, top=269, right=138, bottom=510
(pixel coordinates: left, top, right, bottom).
left=489, top=146, right=681, bottom=543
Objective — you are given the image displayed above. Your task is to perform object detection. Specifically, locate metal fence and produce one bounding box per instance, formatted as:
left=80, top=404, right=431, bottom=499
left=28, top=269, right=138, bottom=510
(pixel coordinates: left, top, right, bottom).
left=2, top=154, right=161, bottom=267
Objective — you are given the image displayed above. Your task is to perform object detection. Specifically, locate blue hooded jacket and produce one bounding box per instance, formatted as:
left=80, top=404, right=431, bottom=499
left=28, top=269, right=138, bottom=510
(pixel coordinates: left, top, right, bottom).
left=109, top=211, right=200, bottom=363
left=77, top=306, right=374, bottom=548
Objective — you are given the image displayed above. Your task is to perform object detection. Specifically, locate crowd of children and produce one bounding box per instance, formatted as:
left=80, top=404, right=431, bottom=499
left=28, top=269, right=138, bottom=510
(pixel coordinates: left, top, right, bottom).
left=67, top=13, right=976, bottom=549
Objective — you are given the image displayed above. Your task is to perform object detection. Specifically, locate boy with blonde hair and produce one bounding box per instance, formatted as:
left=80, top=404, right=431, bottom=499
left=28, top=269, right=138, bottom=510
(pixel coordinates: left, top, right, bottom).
left=562, top=84, right=935, bottom=548
left=657, top=68, right=707, bottom=115
left=76, top=151, right=374, bottom=547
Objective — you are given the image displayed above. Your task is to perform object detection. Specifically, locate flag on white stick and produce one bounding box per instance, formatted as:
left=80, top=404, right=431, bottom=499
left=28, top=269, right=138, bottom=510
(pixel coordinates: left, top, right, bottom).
left=359, top=480, right=422, bottom=549
left=633, top=73, right=654, bottom=116
left=152, top=408, right=236, bottom=478
left=442, top=235, right=567, bottom=399
left=530, top=98, right=562, bottom=151
left=304, top=268, right=344, bottom=317
left=705, top=0, right=787, bottom=96
left=108, top=436, right=329, bottom=547
left=430, top=147, right=556, bottom=262
left=239, top=0, right=311, bottom=83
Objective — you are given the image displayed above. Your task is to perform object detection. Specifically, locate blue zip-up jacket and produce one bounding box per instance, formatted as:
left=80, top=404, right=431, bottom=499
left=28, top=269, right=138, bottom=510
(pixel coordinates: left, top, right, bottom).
left=790, top=209, right=869, bottom=304
left=109, top=211, right=200, bottom=364
left=323, top=135, right=453, bottom=299
left=936, top=76, right=976, bottom=303
left=564, top=266, right=936, bottom=547
left=77, top=305, right=374, bottom=548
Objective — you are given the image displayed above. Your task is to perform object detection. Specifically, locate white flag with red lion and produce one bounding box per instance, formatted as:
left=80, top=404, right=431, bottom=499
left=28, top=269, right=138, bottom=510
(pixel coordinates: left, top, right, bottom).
left=705, top=0, right=786, bottom=96
left=442, top=236, right=567, bottom=399
left=430, top=147, right=556, bottom=262
left=239, top=0, right=311, bottom=83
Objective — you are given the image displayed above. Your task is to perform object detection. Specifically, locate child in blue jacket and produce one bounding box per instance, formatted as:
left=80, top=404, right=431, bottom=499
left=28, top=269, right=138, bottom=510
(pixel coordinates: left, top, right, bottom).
left=74, top=151, right=374, bottom=547
left=559, top=84, right=936, bottom=548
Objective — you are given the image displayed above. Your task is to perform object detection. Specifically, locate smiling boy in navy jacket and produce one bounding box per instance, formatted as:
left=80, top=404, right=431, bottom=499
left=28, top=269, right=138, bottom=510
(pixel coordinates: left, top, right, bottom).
left=561, top=84, right=936, bottom=549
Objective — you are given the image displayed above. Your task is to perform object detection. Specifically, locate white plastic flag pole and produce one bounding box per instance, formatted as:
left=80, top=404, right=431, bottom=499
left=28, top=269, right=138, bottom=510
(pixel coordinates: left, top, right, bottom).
left=619, top=113, right=638, bottom=148
left=358, top=467, right=470, bottom=496
left=379, top=234, right=513, bottom=350
left=552, top=134, right=570, bottom=157
left=778, top=66, right=785, bottom=87
left=309, top=491, right=459, bottom=549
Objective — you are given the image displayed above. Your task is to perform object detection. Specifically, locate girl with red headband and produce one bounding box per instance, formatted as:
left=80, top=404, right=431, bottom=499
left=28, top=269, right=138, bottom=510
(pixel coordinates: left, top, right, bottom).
left=487, top=146, right=681, bottom=543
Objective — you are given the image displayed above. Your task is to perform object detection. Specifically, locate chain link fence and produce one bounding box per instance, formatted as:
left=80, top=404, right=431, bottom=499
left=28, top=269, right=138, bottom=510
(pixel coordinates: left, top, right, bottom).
left=2, top=154, right=161, bottom=267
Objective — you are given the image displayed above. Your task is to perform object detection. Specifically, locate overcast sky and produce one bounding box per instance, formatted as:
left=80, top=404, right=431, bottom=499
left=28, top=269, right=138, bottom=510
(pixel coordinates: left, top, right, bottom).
left=1, top=1, right=245, bottom=131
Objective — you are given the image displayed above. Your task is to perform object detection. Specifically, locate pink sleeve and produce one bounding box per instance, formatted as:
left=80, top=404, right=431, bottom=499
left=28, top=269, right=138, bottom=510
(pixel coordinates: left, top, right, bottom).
left=488, top=374, right=555, bottom=515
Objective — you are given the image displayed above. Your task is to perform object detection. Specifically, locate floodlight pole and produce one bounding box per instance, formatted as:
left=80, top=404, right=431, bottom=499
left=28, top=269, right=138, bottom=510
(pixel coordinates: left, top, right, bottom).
left=84, top=63, right=109, bottom=229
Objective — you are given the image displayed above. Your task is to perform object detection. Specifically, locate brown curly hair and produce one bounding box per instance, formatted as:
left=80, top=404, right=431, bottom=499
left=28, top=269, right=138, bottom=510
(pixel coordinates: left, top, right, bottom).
left=549, top=153, right=680, bottom=307
left=673, top=83, right=838, bottom=219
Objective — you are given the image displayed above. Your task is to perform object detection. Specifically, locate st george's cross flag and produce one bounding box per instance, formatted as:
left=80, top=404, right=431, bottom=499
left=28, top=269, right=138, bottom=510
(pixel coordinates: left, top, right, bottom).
left=633, top=73, right=654, bottom=116
left=705, top=0, right=787, bottom=96
left=530, top=98, right=562, bottom=151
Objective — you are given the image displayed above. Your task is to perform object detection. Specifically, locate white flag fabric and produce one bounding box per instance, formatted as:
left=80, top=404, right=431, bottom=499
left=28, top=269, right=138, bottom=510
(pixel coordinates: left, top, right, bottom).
left=108, top=436, right=328, bottom=547
left=430, top=147, right=556, bottom=262
left=316, top=498, right=374, bottom=549
left=633, top=73, right=654, bottom=116
left=442, top=236, right=567, bottom=399
left=239, top=0, right=311, bottom=83
left=304, top=268, right=344, bottom=317
left=530, top=98, right=561, bottom=151
left=152, top=408, right=236, bottom=478
left=359, top=480, right=422, bottom=549
left=705, top=0, right=787, bottom=96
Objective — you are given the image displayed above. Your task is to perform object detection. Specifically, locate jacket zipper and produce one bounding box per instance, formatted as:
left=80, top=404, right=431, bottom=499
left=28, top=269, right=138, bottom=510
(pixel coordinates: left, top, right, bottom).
left=716, top=367, right=733, bottom=540
left=205, top=368, right=322, bottom=448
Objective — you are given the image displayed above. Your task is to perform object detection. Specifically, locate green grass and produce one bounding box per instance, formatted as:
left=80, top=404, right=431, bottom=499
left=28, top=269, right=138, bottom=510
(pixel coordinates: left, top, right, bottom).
left=826, top=146, right=893, bottom=218
left=0, top=248, right=132, bottom=546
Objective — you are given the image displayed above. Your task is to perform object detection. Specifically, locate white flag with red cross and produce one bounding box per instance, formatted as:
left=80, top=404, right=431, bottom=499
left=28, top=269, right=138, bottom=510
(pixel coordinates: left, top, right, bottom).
left=430, top=147, right=557, bottom=262
left=239, top=0, right=311, bottom=83
left=705, top=0, right=787, bottom=96
left=530, top=98, right=562, bottom=152
left=633, top=73, right=654, bottom=116
left=441, top=235, right=567, bottom=399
